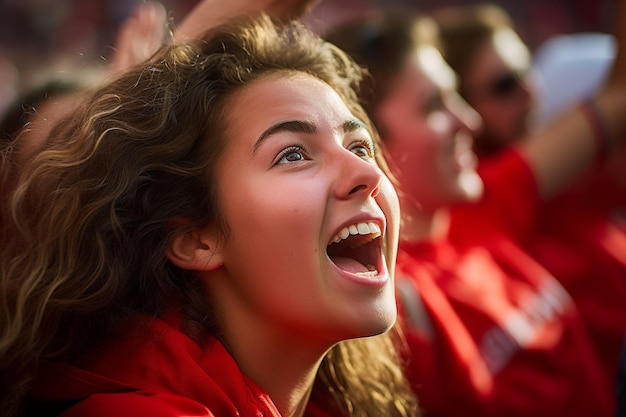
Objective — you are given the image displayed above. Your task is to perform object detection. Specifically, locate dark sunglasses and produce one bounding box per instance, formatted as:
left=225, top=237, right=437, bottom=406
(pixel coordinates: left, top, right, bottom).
left=488, top=71, right=524, bottom=98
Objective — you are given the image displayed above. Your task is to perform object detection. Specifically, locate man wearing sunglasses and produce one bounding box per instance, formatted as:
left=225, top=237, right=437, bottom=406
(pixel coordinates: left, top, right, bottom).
left=433, top=4, right=534, bottom=158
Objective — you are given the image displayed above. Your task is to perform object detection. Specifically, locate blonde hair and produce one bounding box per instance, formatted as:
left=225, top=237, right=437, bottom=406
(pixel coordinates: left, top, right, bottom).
left=0, top=15, right=418, bottom=416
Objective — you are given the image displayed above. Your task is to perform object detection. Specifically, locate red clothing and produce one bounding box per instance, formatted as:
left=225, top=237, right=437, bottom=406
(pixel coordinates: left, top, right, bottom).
left=449, top=147, right=626, bottom=384
left=396, top=237, right=614, bottom=417
left=448, top=148, right=542, bottom=247
left=527, top=167, right=626, bottom=382
left=26, top=308, right=334, bottom=417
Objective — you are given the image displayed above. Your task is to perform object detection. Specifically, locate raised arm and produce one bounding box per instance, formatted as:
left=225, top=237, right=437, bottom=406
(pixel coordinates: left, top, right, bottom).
left=110, top=0, right=320, bottom=72
left=521, top=0, right=626, bottom=199
left=109, top=2, right=167, bottom=75
left=173, top=0, right=320, bottom=42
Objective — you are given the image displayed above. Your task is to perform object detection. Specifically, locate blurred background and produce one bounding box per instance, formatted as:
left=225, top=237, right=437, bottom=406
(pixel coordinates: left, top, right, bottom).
left=0, top=0, right=615, bottom=115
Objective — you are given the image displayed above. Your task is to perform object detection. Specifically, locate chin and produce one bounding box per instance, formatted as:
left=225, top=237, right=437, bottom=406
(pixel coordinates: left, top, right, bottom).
left=345, top=297, right=398, bottom=340
left=352, top=320, right=396, bottom=340
left=366, top=298, right=398, bottom=336
left=458, top=170, right=484, bottom=201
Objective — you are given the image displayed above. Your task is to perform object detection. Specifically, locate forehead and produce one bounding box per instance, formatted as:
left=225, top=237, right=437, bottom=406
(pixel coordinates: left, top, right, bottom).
left=493, top=28, right=531, bottom=71
left=386, top=49, right=456, bottom=102
left=469, top=30, right=530, bottom=82
left=416, top=46, right=457, bottom=90
left=228, top=71, right=346, bottom=107
left=222, top=72, right=357, bottom=140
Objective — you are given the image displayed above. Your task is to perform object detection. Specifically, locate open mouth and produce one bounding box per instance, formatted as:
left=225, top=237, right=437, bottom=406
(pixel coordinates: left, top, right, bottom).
left=327, top=222, right=382, bottom=277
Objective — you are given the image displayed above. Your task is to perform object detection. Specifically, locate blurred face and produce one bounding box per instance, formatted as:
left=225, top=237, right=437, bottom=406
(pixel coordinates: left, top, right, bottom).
left=461, top=29, right=534, bottom=152
left=210, top=72, right=400, bottom=347
left=376, top=46, right=482, bottom=214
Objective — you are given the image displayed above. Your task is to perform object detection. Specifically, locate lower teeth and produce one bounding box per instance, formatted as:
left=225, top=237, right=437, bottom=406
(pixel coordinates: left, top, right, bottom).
left=355, top=270, right=379, bottom=277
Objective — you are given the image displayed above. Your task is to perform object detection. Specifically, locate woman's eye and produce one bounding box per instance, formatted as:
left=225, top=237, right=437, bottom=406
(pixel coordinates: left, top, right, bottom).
left=283, top=151, right=303, bottom=162
left=350, top=140, right=375, bottom=160
left=422, top=94, right=445, bottom=115
left=274, top=146, right=308, bottom=165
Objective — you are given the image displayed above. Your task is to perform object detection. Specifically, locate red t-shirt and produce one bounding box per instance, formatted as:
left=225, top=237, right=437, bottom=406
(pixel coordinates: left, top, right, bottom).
left=527, top=166, right=626, bottom=382
left=27, top=308, right=336, bottom=417
left=448, top=148, right=542, bottom=247
left=449, top=147, right=626, bottom=384
left=396, top=237, right=614, bottom=417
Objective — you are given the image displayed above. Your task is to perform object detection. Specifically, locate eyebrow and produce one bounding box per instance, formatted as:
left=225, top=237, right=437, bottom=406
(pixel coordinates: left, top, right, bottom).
left=253, top=118, right=369, bottom=155
left=343, top=119, right=368, bottom=133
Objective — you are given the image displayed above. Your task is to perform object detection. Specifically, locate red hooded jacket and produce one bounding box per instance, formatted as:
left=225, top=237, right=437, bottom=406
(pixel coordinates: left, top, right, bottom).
left=25, top=308, right=334, bottom=417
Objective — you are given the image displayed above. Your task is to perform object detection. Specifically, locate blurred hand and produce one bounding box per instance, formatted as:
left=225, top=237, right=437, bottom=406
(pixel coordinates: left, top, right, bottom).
left=110, top=2, right=168, bottom=75
left=174, top=0, right=321, bottom=42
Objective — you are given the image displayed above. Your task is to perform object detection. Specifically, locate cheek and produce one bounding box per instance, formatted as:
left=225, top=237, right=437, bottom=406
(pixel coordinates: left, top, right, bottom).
left=220, top=173, right=325, bottom=253
left=219, top=188, right=303, bottom=281
left=377, top=178, right=400, bottom=261
left=477, top=101, right=509, bottom=124
left=386, top=123, right=442, bottom=179
left=480, top=104, right=520, bottom=138
left=222, top=184, right=285, bottom=235
left=378, top=177, right=400, bottom=224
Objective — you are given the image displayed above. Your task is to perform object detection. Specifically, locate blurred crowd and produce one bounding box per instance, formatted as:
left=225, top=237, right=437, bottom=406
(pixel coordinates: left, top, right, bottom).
left=0, top=0, right=615, bottom=117
left=2, top=0, right=626, bottom=416
left=308, top=0, right=614, bottom=44
left=0, top=0, right=615, bottom=76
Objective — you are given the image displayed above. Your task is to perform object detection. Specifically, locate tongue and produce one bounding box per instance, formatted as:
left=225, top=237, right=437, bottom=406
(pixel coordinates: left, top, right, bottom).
left=332, top=257, right=370, bottom=273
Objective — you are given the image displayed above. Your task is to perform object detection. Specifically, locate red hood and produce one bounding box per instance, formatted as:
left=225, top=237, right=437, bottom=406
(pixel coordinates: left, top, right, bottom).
left=28, top=308, right=282, bottom=416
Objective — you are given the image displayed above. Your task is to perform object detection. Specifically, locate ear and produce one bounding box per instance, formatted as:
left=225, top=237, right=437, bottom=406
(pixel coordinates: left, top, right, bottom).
left=166, top=222, right=223, bottom=272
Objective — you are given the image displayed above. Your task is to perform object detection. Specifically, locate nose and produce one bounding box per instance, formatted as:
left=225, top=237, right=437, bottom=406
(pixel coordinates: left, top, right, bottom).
left=334, top=149, right=383, bottom=200
left=449, top=94, right=483, bottom=137
left=517, top=79, right=534, bottom=106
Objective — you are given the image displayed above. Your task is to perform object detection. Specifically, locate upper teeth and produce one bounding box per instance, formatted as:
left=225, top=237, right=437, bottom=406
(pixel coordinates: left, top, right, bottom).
left=331, top=222, right=381, bottom=244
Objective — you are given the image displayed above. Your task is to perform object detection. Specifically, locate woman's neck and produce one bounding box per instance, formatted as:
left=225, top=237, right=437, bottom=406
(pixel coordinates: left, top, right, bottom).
left=259, top=354, right=319, bottom=417
left=236, top=337, right=322, bottom=417
left=204, top=276, right=326, bottom=417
